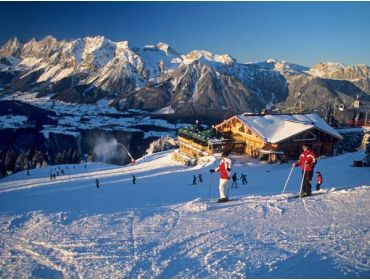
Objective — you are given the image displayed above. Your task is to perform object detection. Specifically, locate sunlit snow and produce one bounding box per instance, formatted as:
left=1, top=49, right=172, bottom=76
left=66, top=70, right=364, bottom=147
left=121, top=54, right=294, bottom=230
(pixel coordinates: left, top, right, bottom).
left=0, top=150, right=369, bottom=278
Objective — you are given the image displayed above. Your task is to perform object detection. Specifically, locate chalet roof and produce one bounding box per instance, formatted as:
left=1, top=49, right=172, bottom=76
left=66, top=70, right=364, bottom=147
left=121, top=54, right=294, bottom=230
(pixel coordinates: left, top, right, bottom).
left=178, top=126, right=221, bottom=144
left=223, top=113, right=343, bottom=144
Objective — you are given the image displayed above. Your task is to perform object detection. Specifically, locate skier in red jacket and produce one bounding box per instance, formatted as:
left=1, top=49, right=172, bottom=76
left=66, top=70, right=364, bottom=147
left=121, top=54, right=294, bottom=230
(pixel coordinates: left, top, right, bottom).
left=294, top=145, right=317, bottom=197
left=210, top=151, right=232, bottom=203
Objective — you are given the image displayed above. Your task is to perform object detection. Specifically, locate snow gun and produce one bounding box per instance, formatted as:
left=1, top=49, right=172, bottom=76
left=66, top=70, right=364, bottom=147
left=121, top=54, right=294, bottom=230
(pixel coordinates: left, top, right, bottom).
left=118, top=143, right=136, bottom=164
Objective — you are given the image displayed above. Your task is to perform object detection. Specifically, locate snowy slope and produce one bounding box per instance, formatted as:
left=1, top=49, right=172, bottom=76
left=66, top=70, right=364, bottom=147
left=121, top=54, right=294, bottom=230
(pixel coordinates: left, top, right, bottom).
left=0, top=150, right=369, bottom=278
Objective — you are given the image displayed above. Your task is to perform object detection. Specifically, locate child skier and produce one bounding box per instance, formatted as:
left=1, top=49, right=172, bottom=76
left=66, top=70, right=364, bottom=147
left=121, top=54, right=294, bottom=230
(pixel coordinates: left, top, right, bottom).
left=240, top=173, right=248, bottom=185
left=316, top=171, right=323, bottom=190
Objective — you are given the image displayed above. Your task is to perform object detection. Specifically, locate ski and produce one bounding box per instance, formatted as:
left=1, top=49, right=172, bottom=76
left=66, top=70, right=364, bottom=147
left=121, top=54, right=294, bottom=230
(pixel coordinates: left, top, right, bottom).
left=210, top=198, right=239, bottom=204
left=284, top=190, right=326, bottom=200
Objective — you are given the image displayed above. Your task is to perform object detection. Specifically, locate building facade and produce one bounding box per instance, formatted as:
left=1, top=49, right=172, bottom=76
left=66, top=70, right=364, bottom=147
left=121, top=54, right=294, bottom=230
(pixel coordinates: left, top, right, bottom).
left=177, top=113, right=343, bottom=163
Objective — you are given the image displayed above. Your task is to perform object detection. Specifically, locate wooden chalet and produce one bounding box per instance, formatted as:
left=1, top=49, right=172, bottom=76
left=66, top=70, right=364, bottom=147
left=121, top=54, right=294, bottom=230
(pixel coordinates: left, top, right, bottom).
left=215, top=113, right=343, bottom=162
left=176, top=113, right=343, bottom=163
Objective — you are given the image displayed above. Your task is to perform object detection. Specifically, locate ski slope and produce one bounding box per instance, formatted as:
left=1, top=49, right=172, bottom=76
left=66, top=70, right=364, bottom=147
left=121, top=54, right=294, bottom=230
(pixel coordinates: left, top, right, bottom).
left=0, top=150, right=369, bottom=278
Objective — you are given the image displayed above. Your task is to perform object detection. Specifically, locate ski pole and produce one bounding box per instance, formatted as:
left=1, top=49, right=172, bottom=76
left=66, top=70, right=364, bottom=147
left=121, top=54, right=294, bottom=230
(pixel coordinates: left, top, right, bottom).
left=281, top=163, right=295, bottom=195
left=208, top=172, right=213, bottom=201
left=299, top=166, right=306, bottom=196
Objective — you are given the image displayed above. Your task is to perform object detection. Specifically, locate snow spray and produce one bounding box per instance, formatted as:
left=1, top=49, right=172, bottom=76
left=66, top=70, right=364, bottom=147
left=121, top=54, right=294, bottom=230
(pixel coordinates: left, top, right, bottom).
left=91, top=136, right=133, bottom=165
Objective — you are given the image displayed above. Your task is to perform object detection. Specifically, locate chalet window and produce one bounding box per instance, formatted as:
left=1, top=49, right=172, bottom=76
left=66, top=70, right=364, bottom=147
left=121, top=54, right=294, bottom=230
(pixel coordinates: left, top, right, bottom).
left=293, top=131, right=316, bottom=142
left=247, top=129, right=252, bottom=135
left=238, top=125, right=245, bottom=133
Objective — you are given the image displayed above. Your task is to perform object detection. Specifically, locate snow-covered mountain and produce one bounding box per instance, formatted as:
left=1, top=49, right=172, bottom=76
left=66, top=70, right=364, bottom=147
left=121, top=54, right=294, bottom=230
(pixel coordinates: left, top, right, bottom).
left=309, top=62, right=370, bottom=81
left=0, top=149, right=369, bottom=278
left=1, top=35, right=369, bottom=120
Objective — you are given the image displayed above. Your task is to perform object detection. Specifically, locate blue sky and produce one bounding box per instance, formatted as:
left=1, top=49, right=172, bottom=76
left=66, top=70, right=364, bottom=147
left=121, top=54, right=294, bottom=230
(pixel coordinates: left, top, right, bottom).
left=1, top=1, right=370, bottom=67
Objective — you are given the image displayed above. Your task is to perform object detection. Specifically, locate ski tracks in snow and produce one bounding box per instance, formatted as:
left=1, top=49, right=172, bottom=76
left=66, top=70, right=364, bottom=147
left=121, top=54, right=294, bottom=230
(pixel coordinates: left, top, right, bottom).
left=0, top=189, right=369, bottom=278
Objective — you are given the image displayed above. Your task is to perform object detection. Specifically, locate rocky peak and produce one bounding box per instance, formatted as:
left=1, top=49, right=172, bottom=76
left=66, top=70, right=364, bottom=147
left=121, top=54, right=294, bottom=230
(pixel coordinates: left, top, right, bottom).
left=309, top=62, right=370, bottom=81
left=182, top=50, right=236, bottom=67
left=156, top=42, right=180, bottom=56
left=249, top=59, right=309, bottom=77
left=0, top=37, right=23, bottom=57
left=21, top=35, right=63, bottom=59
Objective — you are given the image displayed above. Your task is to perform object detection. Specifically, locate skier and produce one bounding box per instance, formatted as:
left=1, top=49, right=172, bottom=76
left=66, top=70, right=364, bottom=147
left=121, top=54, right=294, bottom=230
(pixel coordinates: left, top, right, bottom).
left=132, top=175, right=136, bottom=185
left=294, top=145, right=317, bottom=197
left=96, top=178, right=100, bottom=188
left=27, top=170, right=30, bottom=176
left=240, top=173, right=248, bottom=185
left=210, top=151, right=232, bottom=203
left=316, top=171, right=323, bottom=191
left=231, top=172, right=238, bottom=189
left=53, top=174, right=56, bottom=180
left=192, top=175, right=197, bottom=185
left=198, top=174, right=203, bottom=183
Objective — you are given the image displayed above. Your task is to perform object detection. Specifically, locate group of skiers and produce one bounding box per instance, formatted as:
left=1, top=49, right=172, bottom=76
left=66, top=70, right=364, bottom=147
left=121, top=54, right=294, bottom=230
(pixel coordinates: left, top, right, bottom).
left=192, top=174, right=203, bottom=185
left=49, top=166, right=70, bottom=180
left=230, top=172, right=248, bottom=189
left=93, top=145, right=323, bottom=200
left=209, top=145, right=323, bottom=203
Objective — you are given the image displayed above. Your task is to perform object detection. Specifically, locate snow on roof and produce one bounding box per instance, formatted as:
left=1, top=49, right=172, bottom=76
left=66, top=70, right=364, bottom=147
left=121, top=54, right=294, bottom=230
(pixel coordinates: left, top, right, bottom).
left=236, top=113, right=343, bottom=143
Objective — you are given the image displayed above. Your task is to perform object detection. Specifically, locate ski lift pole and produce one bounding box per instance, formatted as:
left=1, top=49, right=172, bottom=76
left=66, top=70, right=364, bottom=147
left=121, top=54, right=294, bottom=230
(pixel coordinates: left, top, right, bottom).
left=118, top=143, right=136, bottom=163
left=281, top=163, right=295, bottom=195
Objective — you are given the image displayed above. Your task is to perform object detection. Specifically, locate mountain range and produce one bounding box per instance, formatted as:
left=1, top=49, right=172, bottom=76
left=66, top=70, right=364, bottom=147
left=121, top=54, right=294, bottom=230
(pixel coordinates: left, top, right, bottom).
left=1, top=35, right=369, bottom=121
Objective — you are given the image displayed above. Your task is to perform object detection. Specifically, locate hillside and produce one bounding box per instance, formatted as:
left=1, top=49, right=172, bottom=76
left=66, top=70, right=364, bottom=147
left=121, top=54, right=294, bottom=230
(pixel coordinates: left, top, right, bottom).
left=0, top=150, right=369, bottom=278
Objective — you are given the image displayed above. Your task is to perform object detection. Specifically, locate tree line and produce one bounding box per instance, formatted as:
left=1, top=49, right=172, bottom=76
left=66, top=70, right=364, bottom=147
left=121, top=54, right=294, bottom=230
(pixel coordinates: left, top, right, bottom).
left=0, top=147, right=80, bottom=177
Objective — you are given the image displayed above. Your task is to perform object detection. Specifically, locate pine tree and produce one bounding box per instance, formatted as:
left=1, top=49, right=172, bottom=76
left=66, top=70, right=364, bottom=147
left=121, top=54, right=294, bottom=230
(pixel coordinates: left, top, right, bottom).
left=23, top=156, right=30, bottom=171
left=32, top=150, right=44, bottom=168
left=364, top=142, right=370, bottom=165
left=66, top=148, right=73, bottom=164
left=15, top=152, right=26, bottom=172
left=4, top=149, right=17, bottom=173
left=61, top=150, right=67, bottom=164
left=72, top=150, right=79, bottom=164
left=55, top=152, right=63, bottom=164
left=0, top=151, right=6, bottom=177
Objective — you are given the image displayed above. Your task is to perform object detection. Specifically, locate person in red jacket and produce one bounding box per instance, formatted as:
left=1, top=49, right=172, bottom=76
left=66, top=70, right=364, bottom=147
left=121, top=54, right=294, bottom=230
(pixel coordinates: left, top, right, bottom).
left=294, top=145, right=316, bottom=197
left=316, top=171, right=323, bottom=191
left=210, top=151, right=232, bottom=203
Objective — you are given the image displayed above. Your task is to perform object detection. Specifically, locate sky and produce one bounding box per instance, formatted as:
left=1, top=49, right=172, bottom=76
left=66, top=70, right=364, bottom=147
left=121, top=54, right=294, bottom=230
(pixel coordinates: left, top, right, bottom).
left=1, top=1, right=370, bottom=67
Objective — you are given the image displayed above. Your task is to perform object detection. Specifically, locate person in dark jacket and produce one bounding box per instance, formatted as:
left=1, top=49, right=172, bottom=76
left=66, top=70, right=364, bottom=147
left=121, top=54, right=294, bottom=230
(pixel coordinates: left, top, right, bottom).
left=316, top=171, right=323, bottom=190
left=132, top=175, right=136, bottom=185
left=192, top=175, right=197, bottom=185
left=231, top=172, right=238, bottom=189
left=240, top=173, right=248, bottom=185
left=96, top=178, right=100, bottom=188
left=198, top=174, right=203, bottom=183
